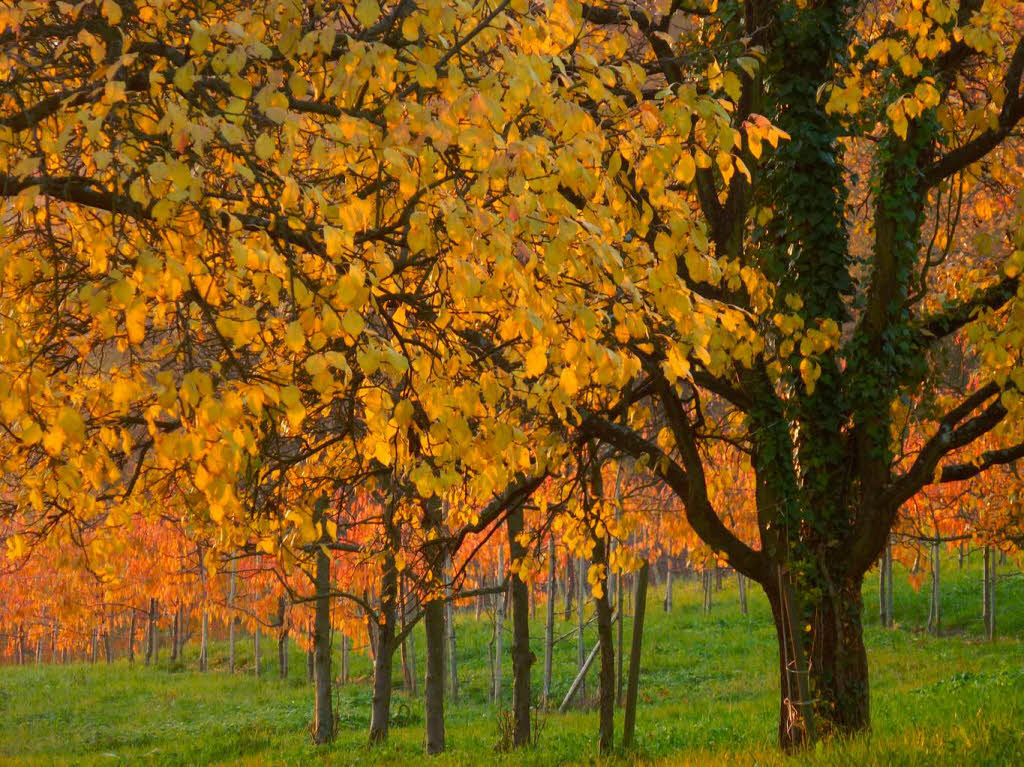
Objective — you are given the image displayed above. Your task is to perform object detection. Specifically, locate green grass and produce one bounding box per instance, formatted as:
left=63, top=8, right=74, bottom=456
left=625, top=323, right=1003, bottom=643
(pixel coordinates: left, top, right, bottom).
left=2, top=550, right=1023, bottom=765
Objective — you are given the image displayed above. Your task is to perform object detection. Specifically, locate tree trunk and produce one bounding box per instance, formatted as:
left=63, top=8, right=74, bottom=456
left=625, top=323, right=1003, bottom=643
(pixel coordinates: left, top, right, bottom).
left=664, top=560, right=673, bottom=612
left=493, top=550, right=505, bottom=703
left=616, top=553, right=625, bottom=705
left=253, top=623, right=261, bottom=677
left=507, top=505, right=533, bottom=748
left=885, top=540, right=894, bottom=627
left=178, top=607, right=189, bottom=660
left=424, top=592, right=446, bottom=755
left=400, top=576, right=417, bottom=694
left=766, top=567, right=869, bottom=751
left=340, top=634, right=349, bottom=685
left=738, top=572, right=748, bottom=616
left=563, top=553, right=574, bottom=620
left=90, top=628, right=98, bottom=663
left=878, top=537, right=894, bottom=628
left=200, top=611, right=209, bottom=672
left=129, top=610, right=137, bottom=663
left=984, top=547, right=996, bottom=641
left=312, top=531, right=334, bottom=744
left=592, top=536, right=615, bottom=754
left=622, top=560, right=649, bottom=749
left=878, top=543, right=888, bottom=625
left=444, top=555, right=457, bottom=703
left=145, top=598, right=157, bottom=667
left=170, top=609, right=179, bottom=662
left=543, top=535, right=556, bottom=704
left=928, top=539, right=940, bottom=636
left=228, top=565, right=237, bottom=672
left=369, top=550, right=399, bottom=744
left=575, top=556, right=586, bottom=704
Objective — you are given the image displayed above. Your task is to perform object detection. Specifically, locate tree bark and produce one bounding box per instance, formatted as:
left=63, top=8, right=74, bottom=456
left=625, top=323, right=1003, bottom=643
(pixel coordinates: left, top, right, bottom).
left=340, top=634, right=349, bottom=685
left=145, top=598, right=157, bottom=667
left=575, top=555, right=586, bottom=704
left=493, top=550, right=505, bottom=703
left=400, top=576, right=416, bottom=694
left=200, top=610, right=209, bottom=672
left=126, top=610, right=135, bottom=663
left=507, top=505, right=533, bottom=747
left=170, top=609, right=179, bottom=663
left=928, top=539, right=940, bottom=636
left=368, top=549, right=399, bottom=743
left=543, top=535, right=556, bottom=704
left=253, top=622, right=261, bottom=677
left=984, top=547, right=996, bottom=641
left=664, top=560, right=673, bottom=612
left=592, top=535, right=615, bottom=754
left=312, top=529, right=334, bottom=744
left=766, top=567, right=871, bottom=751
left=622, top=560, right=649, bottom=750
left=424, top=592, right=446, bottom=755
left=563, top=553, right=574, bottom=620
left=444, top=555, right=457, bottom=703
left=228, top=565, right=237, bottom=673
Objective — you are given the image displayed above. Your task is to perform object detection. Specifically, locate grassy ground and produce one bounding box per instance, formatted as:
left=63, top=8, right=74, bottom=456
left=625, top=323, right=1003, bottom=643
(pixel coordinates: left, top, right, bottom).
left=2, top=549, right=1023, bottom=766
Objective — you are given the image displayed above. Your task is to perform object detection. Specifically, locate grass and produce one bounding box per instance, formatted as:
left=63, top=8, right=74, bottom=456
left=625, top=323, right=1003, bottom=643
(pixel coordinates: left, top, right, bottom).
left=2, top=549, right=1023, bottom=765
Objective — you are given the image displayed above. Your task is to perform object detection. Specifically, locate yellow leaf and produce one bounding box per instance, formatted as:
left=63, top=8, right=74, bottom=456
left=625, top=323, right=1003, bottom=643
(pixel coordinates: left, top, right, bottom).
left=342, top=310, right=365, bottom=337
left=355, top=0, right=379, bottom=27
left=525, top=344, right=548, bottom=377
left=102, top=0, right=123, bottom=24
left=560, top=367, right=580, bottom=395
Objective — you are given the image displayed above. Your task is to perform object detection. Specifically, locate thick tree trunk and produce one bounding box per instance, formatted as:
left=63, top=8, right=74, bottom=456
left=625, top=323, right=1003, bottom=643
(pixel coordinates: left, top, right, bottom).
left=424, top=594, right=446, bottom=755
left=543, top=536, right=556, bottom=704
left=507, top=506, right=533, bottom=747
left=622, top=560, right=649, bottom=749
left=369, top=551, right=399, bottom=744
left=767, top=569, right=868, bottom=751
left=312, top=536, right=334, bottom=744
left=592, top=536, right=615, bottom=754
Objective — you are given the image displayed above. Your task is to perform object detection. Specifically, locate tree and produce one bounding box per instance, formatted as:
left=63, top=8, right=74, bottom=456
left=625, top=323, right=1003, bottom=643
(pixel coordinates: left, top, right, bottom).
left=573, top=0, right=1024, bottom=749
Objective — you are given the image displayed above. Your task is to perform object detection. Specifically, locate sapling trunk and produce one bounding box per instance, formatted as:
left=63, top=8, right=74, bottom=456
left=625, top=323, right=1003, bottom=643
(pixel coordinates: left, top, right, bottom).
left=543, top=536, right=555, bottom=704
left=622, top=559, right=648, bottom=749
